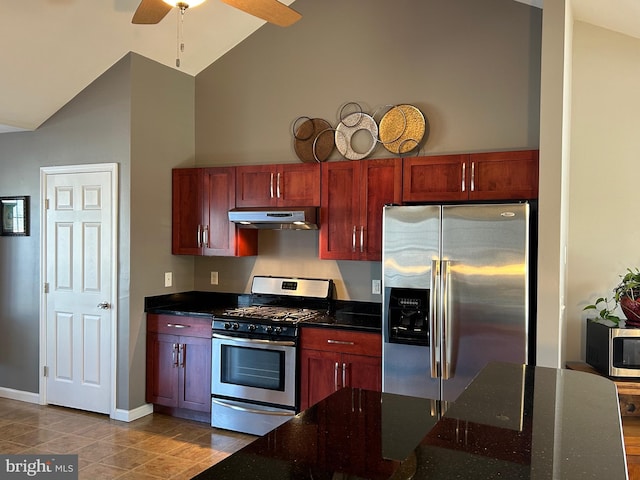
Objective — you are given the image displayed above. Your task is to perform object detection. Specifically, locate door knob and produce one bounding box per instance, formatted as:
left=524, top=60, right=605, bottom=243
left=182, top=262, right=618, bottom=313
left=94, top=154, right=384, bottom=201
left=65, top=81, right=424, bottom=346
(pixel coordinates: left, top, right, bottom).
left=97, top=302, right=110, bottom=310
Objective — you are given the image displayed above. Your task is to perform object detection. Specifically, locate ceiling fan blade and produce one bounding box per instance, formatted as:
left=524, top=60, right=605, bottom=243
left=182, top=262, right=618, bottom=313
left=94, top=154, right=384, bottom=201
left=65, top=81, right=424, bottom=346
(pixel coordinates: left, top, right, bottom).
left=132, top=0, right=174, bottom=24
left=221, top=0, right=302, bottom=27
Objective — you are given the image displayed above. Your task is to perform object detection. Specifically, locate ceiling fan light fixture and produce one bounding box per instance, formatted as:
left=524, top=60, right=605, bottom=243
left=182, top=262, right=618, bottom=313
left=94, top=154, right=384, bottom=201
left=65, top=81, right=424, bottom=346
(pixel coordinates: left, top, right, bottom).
left=162, top=0, right=206, bottom=8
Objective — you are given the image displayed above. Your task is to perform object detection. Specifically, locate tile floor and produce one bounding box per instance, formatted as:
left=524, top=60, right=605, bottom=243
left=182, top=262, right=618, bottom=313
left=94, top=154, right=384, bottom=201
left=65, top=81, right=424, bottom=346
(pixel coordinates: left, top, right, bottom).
left=0, top=398, right=255, bottom=479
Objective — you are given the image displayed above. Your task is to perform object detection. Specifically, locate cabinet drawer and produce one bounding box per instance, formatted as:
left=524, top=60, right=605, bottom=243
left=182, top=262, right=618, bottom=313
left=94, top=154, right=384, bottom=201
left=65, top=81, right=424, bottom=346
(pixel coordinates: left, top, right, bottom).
left=300, top=328, right=381, bottom=356
left=147, top=314, right=212, bottom=338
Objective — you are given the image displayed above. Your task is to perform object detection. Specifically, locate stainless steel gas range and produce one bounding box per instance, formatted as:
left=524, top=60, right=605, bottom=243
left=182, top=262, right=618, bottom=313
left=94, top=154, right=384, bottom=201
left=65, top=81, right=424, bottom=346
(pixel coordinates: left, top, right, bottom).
left=211, top=276, right=334, bottom=436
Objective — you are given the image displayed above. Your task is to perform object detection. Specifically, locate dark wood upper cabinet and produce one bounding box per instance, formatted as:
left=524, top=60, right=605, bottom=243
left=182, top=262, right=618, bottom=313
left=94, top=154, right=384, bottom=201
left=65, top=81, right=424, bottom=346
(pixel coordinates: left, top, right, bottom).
left=403, top=150, right=538, bottom=202
left=172, top=168, right=204, bottom=256
left=403, top=154, right=469, bottom=202
left=468, top=149, right=539, bottom=200
left=172, top=167, right=257, bottom=257
left=236, top=163, right=320, bottom=207
left=172, top=150, right=536, bottom=259
left=320, top=158, right=401, bottom=261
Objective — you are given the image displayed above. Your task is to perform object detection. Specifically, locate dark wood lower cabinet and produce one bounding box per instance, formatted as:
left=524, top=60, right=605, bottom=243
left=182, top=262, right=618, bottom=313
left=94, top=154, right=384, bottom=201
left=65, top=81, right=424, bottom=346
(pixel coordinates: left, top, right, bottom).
left=299, top=327, right=382, bottom=411
left=146, top=314, right=211, bottom=422
left=146, top=331, right=180, bottom=407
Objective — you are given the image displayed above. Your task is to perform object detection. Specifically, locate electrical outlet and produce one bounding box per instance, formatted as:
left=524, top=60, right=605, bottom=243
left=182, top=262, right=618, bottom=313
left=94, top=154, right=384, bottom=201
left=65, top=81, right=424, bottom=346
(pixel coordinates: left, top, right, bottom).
left=372, top=279, right=381, bottom=295
left=210, top=271, right=219, bottom=285
left=164, top=272, right=173, bottom=288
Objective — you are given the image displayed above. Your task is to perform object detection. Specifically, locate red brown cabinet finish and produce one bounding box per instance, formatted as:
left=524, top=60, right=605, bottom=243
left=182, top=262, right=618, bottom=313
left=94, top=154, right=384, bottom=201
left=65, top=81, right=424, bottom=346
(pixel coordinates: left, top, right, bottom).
left=235, top=163, right=320, bottom=207
left=403, top=149, right=539, bottom=202
left=146, top=314, right=212, bottom=422
left=299, top=327, right=382, bottom=411
left=468, top=149, right=539, bottom=200
left=320, top=158, right=402, bottom=261
left=172, top=167, right=257, bottom=257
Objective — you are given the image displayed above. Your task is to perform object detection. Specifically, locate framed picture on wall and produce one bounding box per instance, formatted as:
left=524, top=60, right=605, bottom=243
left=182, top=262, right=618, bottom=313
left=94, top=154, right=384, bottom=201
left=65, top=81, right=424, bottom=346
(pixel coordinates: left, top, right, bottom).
left=1, top=196, right=30, bottom=236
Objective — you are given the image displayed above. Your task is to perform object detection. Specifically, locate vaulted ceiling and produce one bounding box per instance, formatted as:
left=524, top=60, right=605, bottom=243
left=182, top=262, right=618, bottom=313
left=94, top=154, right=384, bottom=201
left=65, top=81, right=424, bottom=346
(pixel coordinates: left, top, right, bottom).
left=0, top=0, right=638, bottom=134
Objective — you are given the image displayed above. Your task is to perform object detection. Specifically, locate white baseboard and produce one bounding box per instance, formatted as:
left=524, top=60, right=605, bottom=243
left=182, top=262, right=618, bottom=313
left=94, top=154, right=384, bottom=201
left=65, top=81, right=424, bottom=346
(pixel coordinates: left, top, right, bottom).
left=112, top=403, right=154, bottom=422
left=0, top=387, right=40, bottom=404
left=0, top=387, right=153, bottom=423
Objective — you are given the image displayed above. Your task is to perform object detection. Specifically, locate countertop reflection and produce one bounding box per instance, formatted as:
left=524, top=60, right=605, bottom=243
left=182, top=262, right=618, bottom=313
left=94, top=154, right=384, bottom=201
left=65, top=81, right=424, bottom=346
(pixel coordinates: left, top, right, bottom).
left=193, top=362, right=627, bottom=480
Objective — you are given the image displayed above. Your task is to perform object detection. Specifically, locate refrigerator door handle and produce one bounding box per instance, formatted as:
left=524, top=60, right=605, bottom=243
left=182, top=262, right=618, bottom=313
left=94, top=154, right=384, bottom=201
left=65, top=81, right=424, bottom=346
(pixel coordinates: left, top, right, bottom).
left=430, top=259, right=440, bottom=379
left=441, top=260, right=451, bottom=380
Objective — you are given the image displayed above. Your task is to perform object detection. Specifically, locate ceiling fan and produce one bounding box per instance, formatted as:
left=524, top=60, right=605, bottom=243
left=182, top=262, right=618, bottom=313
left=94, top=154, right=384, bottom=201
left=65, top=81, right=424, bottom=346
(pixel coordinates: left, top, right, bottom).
left=131, top=0, right=302, bottom=27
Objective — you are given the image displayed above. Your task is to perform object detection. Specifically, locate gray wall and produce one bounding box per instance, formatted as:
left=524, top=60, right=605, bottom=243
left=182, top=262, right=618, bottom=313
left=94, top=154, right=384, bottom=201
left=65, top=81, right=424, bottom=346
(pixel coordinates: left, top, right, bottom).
left=127, top=55, right=196, bottom=408
left=193, top=0, right=542, bottom=300
left=0, top=55, right=132, bottom=395
left=0, top=53, right=195, bottom=410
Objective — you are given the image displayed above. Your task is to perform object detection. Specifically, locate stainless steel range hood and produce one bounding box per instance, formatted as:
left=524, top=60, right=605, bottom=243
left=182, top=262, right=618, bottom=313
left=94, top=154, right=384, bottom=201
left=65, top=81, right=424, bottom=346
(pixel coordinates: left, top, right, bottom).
left=228, top=207, right=318, bottom=230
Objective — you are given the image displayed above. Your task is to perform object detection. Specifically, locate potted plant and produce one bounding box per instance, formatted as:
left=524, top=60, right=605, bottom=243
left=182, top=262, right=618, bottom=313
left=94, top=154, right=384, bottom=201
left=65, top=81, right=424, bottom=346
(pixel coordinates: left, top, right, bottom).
left=583, top=296, right=621, bottom=326
left=614, top=267, right=640, bottom=326
left=584, top=267, right=640, bottom=328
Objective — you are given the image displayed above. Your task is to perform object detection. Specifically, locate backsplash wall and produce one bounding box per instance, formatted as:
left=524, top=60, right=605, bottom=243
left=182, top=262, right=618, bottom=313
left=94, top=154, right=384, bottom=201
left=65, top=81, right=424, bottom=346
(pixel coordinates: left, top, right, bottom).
left=194, top=231, right=379, bottom=301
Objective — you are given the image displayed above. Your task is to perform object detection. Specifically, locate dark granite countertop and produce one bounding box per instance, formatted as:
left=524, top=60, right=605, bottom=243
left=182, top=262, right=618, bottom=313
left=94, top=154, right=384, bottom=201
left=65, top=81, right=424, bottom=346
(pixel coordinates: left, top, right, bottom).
left=193, top=362, right=627, bottom=480
left=144, top=292, right=382, bottom=332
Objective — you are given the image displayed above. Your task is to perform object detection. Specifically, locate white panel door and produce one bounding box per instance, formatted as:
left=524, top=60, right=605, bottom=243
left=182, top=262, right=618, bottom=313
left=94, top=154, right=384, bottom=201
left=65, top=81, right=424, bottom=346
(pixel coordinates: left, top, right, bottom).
left=44, top=166, right=116, bottom=414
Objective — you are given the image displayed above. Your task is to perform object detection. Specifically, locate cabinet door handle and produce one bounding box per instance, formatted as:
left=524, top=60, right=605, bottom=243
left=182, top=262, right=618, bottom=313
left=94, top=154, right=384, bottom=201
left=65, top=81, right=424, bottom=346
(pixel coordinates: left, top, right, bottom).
left=342, top=362, right=347, bottom=388
left=172, top=343, right=179, bottom=367
left=202, top=225, right=209, bottom=248
left=461, top=163, right=466, bottom=192
left=167, top=323, right=190, bottom=329
left=334, top=362, right=340, bottom=391
left=360, top=226, right=364, bottom=253
left=197, top=225, right=202, bottom=247
left=276, top=172, right=281, bottom=198
left=270, top=173, right=274, bottom=198
left=470, top=161, right=475, bottom=191
left=178, top=343, right=185, bottom=368
left=352, top=225, right=357, bottom=252
left=327, top=339, right=355, bottom=346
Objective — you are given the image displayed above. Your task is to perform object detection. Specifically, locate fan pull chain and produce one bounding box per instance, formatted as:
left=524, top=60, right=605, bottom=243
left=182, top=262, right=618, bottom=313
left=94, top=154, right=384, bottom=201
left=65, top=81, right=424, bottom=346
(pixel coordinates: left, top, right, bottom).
left=176, top=5, right=187, bottom=68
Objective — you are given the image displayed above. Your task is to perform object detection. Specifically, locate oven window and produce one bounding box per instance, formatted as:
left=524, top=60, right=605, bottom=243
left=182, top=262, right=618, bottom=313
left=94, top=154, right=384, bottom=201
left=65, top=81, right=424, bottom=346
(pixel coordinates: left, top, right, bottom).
left=220, top=345, right=285, bottom=391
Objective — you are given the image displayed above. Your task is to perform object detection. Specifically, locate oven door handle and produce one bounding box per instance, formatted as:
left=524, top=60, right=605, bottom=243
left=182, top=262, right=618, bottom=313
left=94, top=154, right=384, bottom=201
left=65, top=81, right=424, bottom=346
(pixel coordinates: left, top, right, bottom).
left=211, top=398, right=296, bottom=417
left=212, top=333, right=296, bottom=347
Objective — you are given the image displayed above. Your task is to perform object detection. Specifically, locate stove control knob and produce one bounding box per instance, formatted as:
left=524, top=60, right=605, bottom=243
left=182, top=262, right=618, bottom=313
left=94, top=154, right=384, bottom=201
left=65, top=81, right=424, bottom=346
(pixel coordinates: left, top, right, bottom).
left=274, top=326, right=282, bottom=335
left=265, top=326, right=273, bottom=333
left=224, top=322, right=232, bottom=330
left=248, top=324, right=257, bottom=332
left=232, top=323, right=240, bottom=330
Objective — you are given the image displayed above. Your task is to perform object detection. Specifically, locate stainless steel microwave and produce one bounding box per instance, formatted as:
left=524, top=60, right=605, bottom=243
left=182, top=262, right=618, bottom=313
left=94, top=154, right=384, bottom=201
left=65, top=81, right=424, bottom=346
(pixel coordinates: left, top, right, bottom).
left=586, top=320, right=640, bottom=377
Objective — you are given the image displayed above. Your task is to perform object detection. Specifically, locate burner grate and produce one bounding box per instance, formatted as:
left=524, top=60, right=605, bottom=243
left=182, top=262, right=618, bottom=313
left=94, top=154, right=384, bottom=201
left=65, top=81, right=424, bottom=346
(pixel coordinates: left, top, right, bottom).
left=222, top=305, right=324, bottom=323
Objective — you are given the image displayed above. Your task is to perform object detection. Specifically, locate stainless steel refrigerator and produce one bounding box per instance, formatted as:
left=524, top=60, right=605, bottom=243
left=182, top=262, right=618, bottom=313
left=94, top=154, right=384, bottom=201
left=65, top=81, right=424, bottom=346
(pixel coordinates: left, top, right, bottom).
left=382, top=203, right=532, bottom=403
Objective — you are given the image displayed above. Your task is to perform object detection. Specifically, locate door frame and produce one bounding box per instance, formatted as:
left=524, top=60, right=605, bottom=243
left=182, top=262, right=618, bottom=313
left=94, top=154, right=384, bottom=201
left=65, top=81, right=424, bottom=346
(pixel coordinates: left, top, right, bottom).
left=38, top=163, right=119, bottom=418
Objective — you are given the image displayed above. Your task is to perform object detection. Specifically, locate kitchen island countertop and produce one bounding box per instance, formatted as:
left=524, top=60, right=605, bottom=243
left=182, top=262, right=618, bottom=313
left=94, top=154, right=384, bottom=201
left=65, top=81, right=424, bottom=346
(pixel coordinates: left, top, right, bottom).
left=193, top=362, right=627, bottom=480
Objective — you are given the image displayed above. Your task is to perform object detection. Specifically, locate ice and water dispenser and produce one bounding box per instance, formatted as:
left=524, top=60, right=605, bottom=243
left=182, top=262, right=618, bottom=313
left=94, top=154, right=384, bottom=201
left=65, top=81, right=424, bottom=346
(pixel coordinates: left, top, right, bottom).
left=386, top=288, right=430, bottom=346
